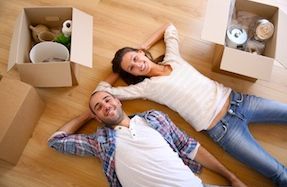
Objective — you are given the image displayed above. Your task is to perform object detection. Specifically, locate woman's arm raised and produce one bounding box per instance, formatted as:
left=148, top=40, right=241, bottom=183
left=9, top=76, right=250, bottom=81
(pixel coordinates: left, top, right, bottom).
left=140, top=23, right=171, bottom=50
left=103, top=72, right=120, bottom=86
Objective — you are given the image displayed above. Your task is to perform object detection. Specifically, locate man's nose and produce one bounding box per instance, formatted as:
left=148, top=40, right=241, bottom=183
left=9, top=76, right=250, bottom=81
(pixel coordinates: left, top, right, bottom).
left=103, top=103, right=110, bottom=111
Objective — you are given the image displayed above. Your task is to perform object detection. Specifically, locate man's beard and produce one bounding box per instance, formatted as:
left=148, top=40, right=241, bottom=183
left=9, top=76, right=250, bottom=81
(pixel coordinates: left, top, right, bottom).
left=101, top=108, right=124, bottom=128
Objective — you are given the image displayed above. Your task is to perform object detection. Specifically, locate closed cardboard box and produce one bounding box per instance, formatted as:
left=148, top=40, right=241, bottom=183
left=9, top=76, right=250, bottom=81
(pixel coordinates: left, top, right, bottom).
left=0, top=78, right=45, bottom=165
left=202, top=0, right=287, bottom=80
left=8, top=7, right=93, bottom=87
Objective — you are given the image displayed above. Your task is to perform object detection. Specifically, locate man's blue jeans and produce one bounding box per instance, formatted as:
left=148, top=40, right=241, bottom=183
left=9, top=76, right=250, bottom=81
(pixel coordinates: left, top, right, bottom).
left=206, top=91, right=287, bottom=186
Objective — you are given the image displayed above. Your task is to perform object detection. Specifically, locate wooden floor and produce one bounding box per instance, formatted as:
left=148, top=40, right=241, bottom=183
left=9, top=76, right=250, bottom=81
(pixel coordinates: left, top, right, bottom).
left=1, top=0, right=287, bottom=186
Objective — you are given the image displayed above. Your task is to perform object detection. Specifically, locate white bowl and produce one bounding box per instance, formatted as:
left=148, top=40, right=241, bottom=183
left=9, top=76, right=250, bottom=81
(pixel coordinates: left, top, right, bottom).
left=29, top=42, right=69, bottom=63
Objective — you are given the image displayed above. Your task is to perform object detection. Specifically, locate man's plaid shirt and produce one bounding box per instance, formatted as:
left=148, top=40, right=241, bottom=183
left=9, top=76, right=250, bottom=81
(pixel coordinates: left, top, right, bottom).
left=48, top=110, right=201, bottom=187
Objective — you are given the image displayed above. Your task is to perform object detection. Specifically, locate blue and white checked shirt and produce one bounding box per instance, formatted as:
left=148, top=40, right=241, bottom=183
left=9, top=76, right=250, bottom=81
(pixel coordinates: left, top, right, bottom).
left=48, top=110, right=201, bottom=187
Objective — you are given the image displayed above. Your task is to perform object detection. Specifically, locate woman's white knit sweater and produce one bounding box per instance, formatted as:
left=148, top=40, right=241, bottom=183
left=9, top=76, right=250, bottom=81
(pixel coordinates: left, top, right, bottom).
left=95, top=24, right=231, bottom=131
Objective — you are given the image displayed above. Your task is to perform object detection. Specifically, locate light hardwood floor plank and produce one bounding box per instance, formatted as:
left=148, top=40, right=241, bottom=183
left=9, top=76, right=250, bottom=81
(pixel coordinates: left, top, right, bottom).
left=0, top=0, right=286, bottom=186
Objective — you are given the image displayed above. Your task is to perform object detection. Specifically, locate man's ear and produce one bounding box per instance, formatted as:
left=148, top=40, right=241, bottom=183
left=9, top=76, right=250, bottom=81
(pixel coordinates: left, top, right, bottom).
left=93, top=114, right=102, bottom=123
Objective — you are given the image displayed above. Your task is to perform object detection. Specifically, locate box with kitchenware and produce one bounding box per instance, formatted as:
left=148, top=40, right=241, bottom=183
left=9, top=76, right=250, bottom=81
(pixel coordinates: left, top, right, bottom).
left=201, top=0, right=287, bottom=80
left=0, top=77, right=45, bottom=165
left=8, top=7, right=93, bottom=87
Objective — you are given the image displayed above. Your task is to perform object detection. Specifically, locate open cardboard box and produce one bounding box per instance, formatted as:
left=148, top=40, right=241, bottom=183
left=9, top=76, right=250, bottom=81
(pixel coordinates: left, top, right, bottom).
left=8, top=7, right=93, bottom=87
left=202, top=0, right=287, bottom=80
left=0, top=78, right=45, bottom=165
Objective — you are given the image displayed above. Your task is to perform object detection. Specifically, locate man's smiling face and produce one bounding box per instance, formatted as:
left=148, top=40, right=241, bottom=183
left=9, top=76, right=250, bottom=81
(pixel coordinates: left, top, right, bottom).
left=89, top=91, right=124, bottom=127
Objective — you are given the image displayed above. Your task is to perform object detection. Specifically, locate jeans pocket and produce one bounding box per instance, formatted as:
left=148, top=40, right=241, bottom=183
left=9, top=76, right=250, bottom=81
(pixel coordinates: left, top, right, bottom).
left=235, top=93, right=244, bottom=103
left=208, top=121, right=228, bottom=143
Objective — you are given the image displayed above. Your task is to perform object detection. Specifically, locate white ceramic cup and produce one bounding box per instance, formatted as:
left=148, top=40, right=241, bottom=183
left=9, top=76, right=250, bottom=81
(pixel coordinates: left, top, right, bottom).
left=29, top=42, right=69, bottom=63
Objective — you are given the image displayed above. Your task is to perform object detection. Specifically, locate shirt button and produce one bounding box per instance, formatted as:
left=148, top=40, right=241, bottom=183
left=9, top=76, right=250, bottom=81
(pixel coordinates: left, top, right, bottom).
left=118, top=127, right=122, bottom=130
left=132, top=134, right=135, bottom=136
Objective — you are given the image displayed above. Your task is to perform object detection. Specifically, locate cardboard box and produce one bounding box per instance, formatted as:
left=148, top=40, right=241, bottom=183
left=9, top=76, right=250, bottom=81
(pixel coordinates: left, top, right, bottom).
left=202, top=0, right=287, bottom=80
left=8, top=7, right=93, bottom=87
left=211, top=44, right=257, bottom=82
left=0, top=78, right=45, bottom=165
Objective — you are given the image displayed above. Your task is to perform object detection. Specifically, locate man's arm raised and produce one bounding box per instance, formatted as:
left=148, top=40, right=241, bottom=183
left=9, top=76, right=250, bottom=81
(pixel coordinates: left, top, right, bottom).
left=48, top=110, right=99, bottom=157
left=56, top=110, right=93, bottom=134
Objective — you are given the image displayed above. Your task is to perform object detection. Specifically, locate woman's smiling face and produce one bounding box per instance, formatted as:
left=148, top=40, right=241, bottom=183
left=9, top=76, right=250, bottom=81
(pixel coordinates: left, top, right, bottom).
left=120, top=50, right=153, bottom=76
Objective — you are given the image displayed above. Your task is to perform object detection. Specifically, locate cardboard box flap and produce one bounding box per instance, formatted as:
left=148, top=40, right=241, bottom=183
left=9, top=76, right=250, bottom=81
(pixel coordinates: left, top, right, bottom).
left=0, top=78, right=45, bottom=164
left=17, top=62, right=73, bottom=87
left=7, top=11, right=24, bottom=71
left=201, top=0, right=232, bottom=45
left=221, top=47, right=274, bottom=80
left=25, top=7, right=72, bottom=27
left=274, top=9, right=287, bottom=68
left=70, top=8, right=93, bottom=68
left=0, top=79, right=30, bottom=141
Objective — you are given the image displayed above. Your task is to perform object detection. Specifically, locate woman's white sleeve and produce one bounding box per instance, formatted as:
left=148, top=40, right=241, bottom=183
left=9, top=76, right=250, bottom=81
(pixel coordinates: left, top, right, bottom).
left=163, top=24, right=180, bottom=62
left=94, top=81, right=147, bottom=100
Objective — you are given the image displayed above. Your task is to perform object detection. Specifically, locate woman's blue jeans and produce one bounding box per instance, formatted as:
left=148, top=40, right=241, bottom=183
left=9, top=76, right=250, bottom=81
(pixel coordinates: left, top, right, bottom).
left=206, top=91, right=287, bottom=186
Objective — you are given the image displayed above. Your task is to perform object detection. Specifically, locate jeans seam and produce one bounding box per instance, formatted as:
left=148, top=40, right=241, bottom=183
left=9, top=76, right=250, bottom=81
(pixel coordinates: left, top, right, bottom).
left=230, top=92, right=245, bottom=121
